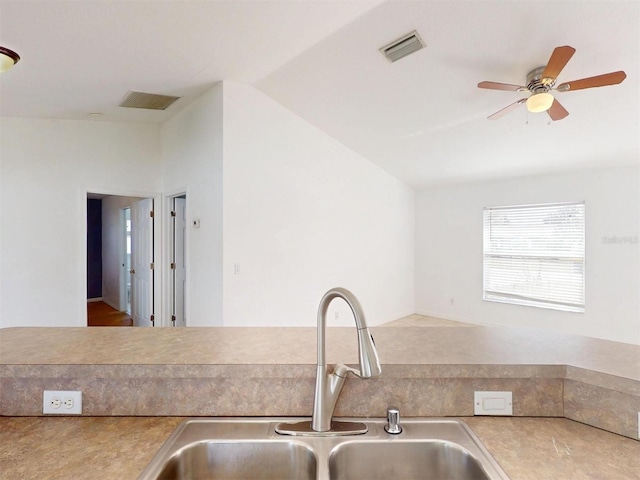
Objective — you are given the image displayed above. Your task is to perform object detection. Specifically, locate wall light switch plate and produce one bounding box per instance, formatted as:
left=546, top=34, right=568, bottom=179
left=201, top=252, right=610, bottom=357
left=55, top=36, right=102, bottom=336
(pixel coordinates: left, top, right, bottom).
left=474, top=391, right=513, bottom=415
left=43, top=390, right=82, bottom=414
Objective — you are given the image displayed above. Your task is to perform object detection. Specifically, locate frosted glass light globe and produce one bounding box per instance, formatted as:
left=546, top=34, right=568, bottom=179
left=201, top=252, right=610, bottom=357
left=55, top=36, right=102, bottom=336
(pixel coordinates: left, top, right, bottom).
left=526, top=92, right=554, bottom=113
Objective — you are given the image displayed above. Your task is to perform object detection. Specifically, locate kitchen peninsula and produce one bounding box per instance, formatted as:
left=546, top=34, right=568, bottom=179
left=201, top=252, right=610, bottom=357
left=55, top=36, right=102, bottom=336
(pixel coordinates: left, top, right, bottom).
left=1, top=325, right=639, bottom=478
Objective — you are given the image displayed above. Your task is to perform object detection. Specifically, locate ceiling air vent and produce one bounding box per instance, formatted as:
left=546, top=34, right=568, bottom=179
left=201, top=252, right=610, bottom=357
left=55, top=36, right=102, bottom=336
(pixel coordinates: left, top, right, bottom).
left=380, top=30, right=425, bottom=63
left=119, top=91, right=180, bottom=110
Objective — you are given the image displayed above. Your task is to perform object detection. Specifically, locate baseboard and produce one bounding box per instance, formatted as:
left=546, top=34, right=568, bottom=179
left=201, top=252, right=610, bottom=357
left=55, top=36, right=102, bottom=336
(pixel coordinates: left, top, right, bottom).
left=87, top=297, right=103, bottom=303
left=102, top=298, right=120, bottom=311
left=413, top=310, right=488, bottom=326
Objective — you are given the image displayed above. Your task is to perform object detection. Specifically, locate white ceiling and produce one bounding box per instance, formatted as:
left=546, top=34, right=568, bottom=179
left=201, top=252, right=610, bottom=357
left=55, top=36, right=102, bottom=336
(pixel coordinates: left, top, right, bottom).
left=1, top=1, right=638, bottom=188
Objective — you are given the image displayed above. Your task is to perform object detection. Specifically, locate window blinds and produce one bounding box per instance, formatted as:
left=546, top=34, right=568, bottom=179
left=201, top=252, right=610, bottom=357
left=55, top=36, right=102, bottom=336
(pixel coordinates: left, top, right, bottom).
left=483, top=201, right=585, bottom=313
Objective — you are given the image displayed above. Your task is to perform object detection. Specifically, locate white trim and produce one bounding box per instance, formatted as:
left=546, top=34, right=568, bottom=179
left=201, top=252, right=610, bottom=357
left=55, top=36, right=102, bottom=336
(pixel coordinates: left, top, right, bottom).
left=102, top=297, right=120, bottom=311
left=87, top=297, right=103, bottom=303
left=413, top=310, right=498, bottom=327
left=162, top=189, right=189, bottom=327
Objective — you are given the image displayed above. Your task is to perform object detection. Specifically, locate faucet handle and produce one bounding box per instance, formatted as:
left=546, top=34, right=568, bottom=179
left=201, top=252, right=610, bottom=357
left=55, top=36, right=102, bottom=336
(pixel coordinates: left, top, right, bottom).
left=384, top=406, right=402, bottom=434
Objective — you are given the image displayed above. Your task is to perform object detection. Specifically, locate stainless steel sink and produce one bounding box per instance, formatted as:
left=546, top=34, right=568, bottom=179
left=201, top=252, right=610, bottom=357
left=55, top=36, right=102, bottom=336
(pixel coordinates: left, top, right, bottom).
left=152, top=441, right=317, bottom=480
left=138, top=418, right=510, bottom=480
left=329, top=441, right=490, bottom=480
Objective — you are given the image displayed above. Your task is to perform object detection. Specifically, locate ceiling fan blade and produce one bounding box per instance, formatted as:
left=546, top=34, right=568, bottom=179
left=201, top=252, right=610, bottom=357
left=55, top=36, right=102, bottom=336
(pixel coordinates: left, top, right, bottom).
left=487, top=99, right=526, bottom=120
left=542, top=46, right=576, bottom=80
left=478, top=81, right=525, bottom=91
left=556, top=71, right=627, bottom=92
left=547, top=98, right=569, bottom=121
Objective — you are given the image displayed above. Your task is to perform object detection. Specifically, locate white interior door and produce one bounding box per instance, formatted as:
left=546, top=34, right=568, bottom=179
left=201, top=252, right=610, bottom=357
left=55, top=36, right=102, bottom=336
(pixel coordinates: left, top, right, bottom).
left=131, top=198, right=154, bottom=327
left=173, top=197, right=186, bottom=327
left=121, top=207, right=132, bottom=314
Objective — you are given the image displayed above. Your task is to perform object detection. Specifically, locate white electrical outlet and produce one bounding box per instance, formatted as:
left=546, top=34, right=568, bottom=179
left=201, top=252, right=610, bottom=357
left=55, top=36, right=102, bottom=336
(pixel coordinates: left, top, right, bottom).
left=43, top=391, right=82, bottom=414
left=474, top=391, right=513, bottom=415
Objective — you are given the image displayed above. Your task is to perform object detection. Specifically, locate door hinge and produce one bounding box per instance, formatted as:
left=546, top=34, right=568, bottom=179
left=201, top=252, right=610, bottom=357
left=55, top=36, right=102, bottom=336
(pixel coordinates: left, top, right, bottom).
left=150, top=314, right=155, bottom=326
left=150, top=210, right=154, bottom=218
left=170, top=262, right=176, bottom=270
left=171, top=210, right=176, bottom=217
left=171, top=315, right=176, bottom=321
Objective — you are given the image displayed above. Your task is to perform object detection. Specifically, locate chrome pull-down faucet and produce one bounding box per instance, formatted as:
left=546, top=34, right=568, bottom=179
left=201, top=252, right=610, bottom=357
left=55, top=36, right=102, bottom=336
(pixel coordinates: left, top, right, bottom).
left=276, top=287, right=382, bottom=436
left=312, top=287, right=382, bottom=432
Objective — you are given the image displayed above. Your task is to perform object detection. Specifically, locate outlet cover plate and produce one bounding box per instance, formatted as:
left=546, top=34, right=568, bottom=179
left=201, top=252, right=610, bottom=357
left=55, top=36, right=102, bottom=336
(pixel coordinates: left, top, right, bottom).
left=43, top=390, right=82, bottom=414
left=474, top=391, right=513, bottom=415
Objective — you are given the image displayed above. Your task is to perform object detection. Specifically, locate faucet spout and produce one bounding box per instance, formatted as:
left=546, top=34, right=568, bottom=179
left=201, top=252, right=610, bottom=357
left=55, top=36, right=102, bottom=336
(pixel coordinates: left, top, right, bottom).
left=311, top=287, right=381, bottom=432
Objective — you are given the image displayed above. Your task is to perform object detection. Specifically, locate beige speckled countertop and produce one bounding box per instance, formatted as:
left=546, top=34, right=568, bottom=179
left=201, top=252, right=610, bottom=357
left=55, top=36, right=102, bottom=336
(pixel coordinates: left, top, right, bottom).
left=2, top=326, right=640, bottom=440
left=1, top=326, right=638, bottom=380
left=0, top=416, right=638, bottom=480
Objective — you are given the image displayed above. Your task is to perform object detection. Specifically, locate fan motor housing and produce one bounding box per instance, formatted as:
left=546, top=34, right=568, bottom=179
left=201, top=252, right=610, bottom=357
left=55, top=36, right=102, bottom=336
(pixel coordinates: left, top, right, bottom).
left=526, top=66, right=555, bottom=93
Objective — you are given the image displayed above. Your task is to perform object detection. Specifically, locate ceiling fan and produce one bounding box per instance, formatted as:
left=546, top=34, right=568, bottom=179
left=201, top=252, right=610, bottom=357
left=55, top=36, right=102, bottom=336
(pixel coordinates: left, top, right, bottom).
left=478, top=46, right=626, bottom=121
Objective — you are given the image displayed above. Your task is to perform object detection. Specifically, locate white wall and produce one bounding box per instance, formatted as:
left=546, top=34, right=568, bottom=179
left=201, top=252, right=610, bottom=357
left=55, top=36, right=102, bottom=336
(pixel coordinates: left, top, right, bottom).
left=5, top=86, right=631, bottom=342
left=0, top=118, right=161, bottom=328
left=101, top=196, right=145, bottom=310
left=222, top=82, right=415, bottom=326
left=415, top=166, right=640, bottom=344
left=161, top=84, right=224, bottom=326
left=0, top=82, right=414, bottom=330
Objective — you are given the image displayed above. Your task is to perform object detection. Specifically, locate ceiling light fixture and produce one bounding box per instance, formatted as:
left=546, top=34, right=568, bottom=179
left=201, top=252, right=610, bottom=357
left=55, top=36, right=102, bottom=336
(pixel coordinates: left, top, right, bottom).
left=526, top=92, right=554, bottom=113
left=0, top=46, right=20, bottom=72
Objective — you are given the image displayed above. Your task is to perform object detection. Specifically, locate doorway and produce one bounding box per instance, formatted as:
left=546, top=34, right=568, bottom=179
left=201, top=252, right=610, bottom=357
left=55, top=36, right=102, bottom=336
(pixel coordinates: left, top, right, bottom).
left=86, top=193, right=155, bottom=327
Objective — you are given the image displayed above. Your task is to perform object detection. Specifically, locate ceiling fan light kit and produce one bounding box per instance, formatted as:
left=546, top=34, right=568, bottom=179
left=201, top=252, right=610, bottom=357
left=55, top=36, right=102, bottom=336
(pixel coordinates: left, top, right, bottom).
left=526, top=92, right=554, bottom=113
left=0, top=46, right=20, bottom=73
left=478, top=45, right=626, bottom=121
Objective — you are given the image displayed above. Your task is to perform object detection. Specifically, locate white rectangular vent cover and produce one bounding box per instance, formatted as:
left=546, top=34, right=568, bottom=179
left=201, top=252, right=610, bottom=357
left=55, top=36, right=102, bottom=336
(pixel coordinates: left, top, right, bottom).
left=380, top=30, right=425, bottom=63
left=119, top=91, right=180, bottom=110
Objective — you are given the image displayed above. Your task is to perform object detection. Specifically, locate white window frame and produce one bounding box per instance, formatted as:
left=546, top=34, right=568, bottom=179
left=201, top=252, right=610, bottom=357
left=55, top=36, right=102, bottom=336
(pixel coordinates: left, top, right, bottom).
left=483, top=201, right=585, bottom=313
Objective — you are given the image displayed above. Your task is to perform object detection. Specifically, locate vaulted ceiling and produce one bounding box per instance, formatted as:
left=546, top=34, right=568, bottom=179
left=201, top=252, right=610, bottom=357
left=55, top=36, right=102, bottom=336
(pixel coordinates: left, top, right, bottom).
left=1, top=1, right=638, bottom=188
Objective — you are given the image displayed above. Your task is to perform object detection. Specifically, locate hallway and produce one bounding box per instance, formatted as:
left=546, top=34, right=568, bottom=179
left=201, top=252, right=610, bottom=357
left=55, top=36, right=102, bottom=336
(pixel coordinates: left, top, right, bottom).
left=87, top=301, right=133, bottom=327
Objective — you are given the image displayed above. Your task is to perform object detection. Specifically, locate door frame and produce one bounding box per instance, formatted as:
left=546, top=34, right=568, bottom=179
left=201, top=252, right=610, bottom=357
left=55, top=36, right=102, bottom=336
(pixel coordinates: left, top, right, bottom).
left=163, top=189, right=189, bottom=327
left=82, top=188, right=163, bottom=326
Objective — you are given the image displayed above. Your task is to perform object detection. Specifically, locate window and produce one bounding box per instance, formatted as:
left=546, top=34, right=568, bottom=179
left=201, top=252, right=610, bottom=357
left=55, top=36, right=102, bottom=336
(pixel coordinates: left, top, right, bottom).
left=483, top=201, right=585, bottom=313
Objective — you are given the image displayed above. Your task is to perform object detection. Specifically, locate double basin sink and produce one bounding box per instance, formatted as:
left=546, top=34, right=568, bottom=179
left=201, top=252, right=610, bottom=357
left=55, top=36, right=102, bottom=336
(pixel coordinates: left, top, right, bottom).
left=138, top=417, right=510, bottom=479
